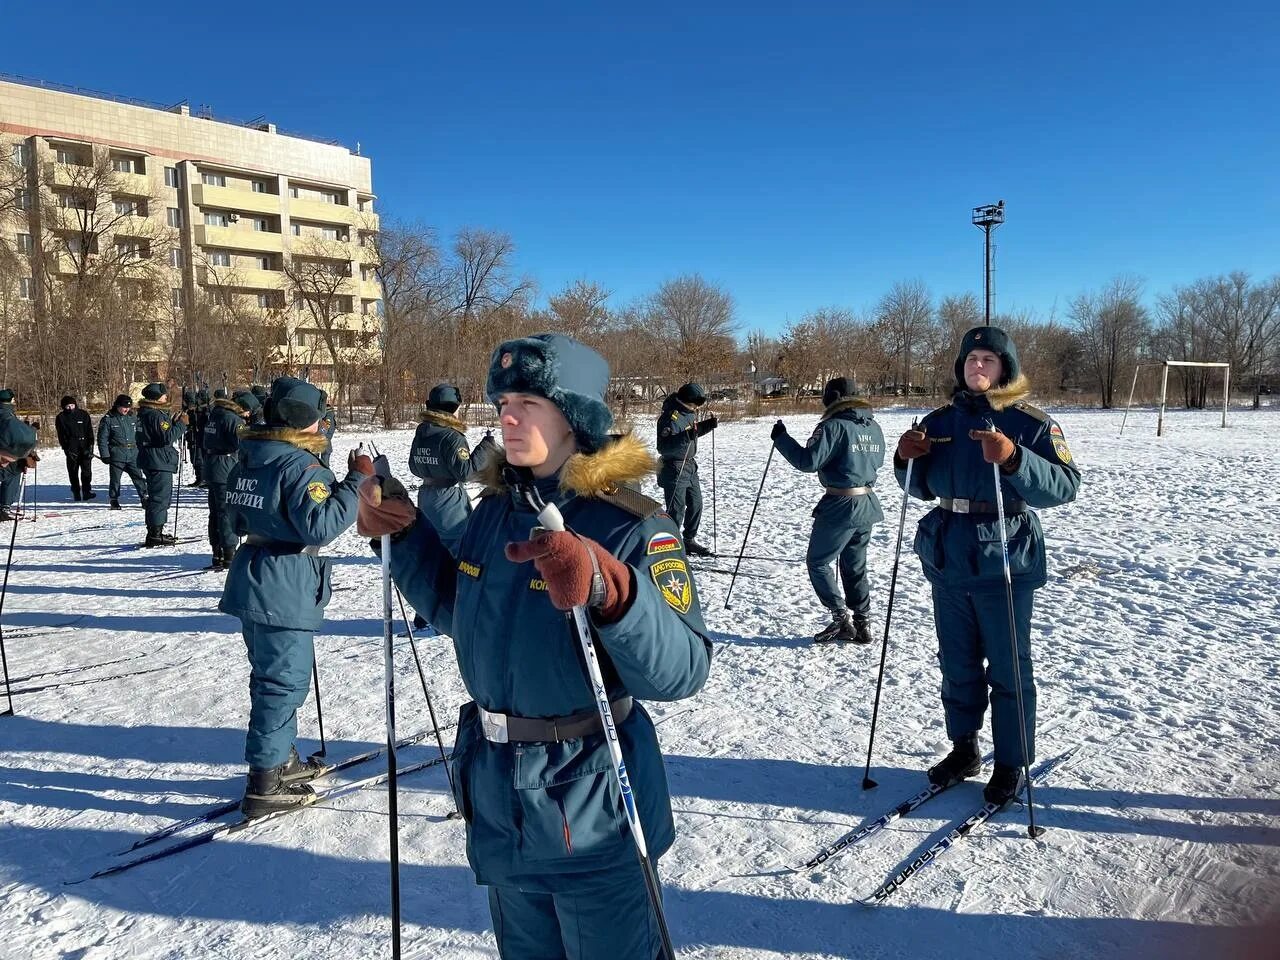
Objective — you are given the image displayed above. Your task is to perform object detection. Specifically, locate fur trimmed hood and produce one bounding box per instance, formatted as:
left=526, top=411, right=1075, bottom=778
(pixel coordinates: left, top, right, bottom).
left=478, top=431, right=656, bottom=498
left=137, top=398, right=174, bottom=412
left=820, top=397, right=873, bottom=422
left=417, top=408, right=466, bottom=433
left=214, top=397, right=248, bottom=417
left=237, top=425, right=330, bottom=455
left=953, top=373, right=1032, bottom=412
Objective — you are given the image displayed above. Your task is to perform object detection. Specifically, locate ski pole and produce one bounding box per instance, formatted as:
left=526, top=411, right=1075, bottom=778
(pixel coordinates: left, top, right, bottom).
left=310, top=659, right=327, bottom=759
left=371, top=445, right=402, bottom=959
left=710, top=418, right=718, bottom=555
left=725, top=442, right=775, bottom=610
left=0, top=476, right=23, bottom=717
left=395, top=587, right=460, bottom=815
left=30, top=457, right=38, bottom=522
left=172, top=431, right=184, bottom=542
left=861, top=420, right=918, bottom=790
left=505, top=467, right=677, bottom=960
left=986, top=419, right=1043, bottom=839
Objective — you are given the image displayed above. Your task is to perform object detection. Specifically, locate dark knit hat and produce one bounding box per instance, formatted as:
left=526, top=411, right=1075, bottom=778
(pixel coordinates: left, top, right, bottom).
left=232, top=389, right=260, bottom=414
left=485, top=333, right=612, bottom=453
left=955, top=326, right=1020, bottom=388
left=268, top=376, right=324, bottom=429
left=0, top=389, right=13, bottom=404
left=251, top=384, right=268, bottom=401
left=676, top=383, right=707, bottom=406
left=822, top=377, right=857, bottom=407
left=196, top=388, right=210, bottom=404
left=182, top=388, right=197, bottom=405
left=0, top=413, right=36, bottom=458
left=113, top=394, right=133, bottom=410
left=428, top=383, right=461, bottom=414
left=214, top=387, right=228, bottom=399
left=141, top=382, right=166, bottom=401
left=61, top=395, right=77, bottom=408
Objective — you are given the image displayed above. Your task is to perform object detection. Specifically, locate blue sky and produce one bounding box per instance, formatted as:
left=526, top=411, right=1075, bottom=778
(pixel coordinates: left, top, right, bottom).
left=5, top=2, right=1278, bottom=333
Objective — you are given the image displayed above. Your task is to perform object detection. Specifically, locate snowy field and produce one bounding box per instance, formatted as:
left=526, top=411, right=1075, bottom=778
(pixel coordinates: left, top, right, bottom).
left=1, top=404, right=1277, bottom=960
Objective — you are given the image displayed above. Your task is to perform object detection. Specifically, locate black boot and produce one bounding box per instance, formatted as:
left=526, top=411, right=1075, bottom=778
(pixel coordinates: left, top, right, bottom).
left=84, top=490, right=98, bottom=500
left=0, top=508, right=15, bottom=522
left=983, top=763, right=1025, bottom=808
left=850, top=616, right=874, bottom=645
left=223, top=544, right=237, bottom=567
left=109, top=499, right=122, bottom=510
left=927, top=733, right=981, bottom=786
left=241, top=764, right=316, bottom=818
left=814, top=611, right=856, bottom=644
left=143, top=526, right=163, bottom=548
left=280, top=745, right=327, bottom=784
left=204, top=547, right=223, bottom=571
left=684, top=539, right=713, bottom=557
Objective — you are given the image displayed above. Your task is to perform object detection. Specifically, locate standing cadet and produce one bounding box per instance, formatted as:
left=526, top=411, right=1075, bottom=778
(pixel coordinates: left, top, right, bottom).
left=894, top=326, right=1081, bottom=805
left=55, top=396, right=97, bottom=501
left=0, top=390, right=24, bottom=520
left=318, top=399, right=337, bottom=470
left=0, top=415, right=38, bottom=518
left=249, top=384, right=269, bottom=426
left=771, top=377, right=885, bottom=644
left=407, top=383, right=475, bottom=548
left=219, top=376, right=369, bottom=816
left=201, top=387, right=250, bottom=570
left=136, top=382, right=188, bottom=547
left=358, top=333, right=712, bottom=960
left=655, top=381, right=718, bottom=556
left=97, top=395, right=148, bottom=510
left=189, top=387, right=211, bottom=488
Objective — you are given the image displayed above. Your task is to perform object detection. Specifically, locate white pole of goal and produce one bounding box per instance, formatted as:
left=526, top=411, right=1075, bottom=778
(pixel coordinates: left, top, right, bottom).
left=1120, top=364, right=1142, bottom=436
left=1157, top=362, right=1170, bottom=437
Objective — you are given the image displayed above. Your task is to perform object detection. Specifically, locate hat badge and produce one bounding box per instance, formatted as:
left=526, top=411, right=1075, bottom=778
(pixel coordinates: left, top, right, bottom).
left=500, top=352, right=513, bottom=369
left=975, top=332, right=983, bottom=340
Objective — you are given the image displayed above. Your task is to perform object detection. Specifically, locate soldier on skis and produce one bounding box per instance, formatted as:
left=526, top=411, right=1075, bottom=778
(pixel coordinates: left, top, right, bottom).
left=655, top=382, right=718, bottom=556
left=136, top=383, right=188, bottom=547
left=219, top=376, right=371, bottom=817
left=358, top=334, right=712, bottom=959
left=771, top=377, right=885, bottom=644
left=894, top=326, right=1080, bottom=806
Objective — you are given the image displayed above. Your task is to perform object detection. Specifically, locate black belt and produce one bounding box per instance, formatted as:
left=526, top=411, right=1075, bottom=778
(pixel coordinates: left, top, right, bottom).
left=243, top=535, right=321, bottom=556
left=478, top=697, right=633, bottom=744
left=938, top=497, right=1027, bottom=515
left=418, top=478, right=457, bottom=489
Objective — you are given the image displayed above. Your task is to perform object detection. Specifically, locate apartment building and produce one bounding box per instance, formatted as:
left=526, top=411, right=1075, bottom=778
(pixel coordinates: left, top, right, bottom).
left=0, top=74, right=380, bottom=396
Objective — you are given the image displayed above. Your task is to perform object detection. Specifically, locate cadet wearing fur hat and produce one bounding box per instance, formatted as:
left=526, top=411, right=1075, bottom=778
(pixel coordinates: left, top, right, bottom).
left=136, top=383, right=188, bottom=546
left=655, top=381, right=718, bottom=556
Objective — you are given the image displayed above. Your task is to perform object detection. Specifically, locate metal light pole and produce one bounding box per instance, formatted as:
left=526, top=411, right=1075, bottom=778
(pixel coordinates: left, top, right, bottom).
left=972, top=200, right=1005, bottom=325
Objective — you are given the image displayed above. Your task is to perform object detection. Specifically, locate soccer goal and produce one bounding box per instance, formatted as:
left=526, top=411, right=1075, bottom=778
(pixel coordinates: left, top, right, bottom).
left=1120, top=360, right=1230, bottom=436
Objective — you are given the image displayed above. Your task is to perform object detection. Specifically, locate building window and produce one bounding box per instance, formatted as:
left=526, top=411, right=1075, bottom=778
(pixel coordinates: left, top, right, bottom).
left=289, top=186, right=299, bottom=198
left=165, top=166, right=181, bottom=188
left=258, top=255, right=272, bottom=270
left=59, top=193, right=89, bottom=210
left=291, top=223, right=302, bottom=236
left=257, top=293, right=272, bottom=308
left=12, top=143, right=31, bottom=166
left=208, top=250, right=231, bottom=267
left=56, top=147, right=84, bottom=165
left=202, top=172, right=227, bottom=187
left=167, top=207, right=183, bottom=227
left=15, top=189, right=31, bottom=211
left=19, top=278, right=34, bottom=300
left=111, top=157, right=135, bottom=173
left=117, top=239, right=148, bottom=259
left=114, top=199, right=139, bottom=216
left=205, top=211, right=230, bottom=228
left=252, top=217, right=269, bottom=232
left=169, top=247, right=184, bottom=268
left=171, top=288, right=185, bottom=308
left=252, top=180, right=267, bottom=193
left=16, top=233, right=33, bottom=255
left=321, top=227, right=339, bottom=241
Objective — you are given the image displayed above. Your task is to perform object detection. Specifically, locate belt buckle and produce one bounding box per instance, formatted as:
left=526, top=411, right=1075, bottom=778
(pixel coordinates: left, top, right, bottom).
left=952, top=497, right=970, bottom=514
left=479, top=706, right=509, bottom=744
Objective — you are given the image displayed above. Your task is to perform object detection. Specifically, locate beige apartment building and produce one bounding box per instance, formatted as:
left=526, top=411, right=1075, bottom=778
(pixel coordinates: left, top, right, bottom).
left=0, top=74, right=380, bottom=398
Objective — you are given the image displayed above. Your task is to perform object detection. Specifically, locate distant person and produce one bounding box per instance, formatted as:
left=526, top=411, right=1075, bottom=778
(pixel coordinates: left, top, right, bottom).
left=655, top=382, right=718, bottom=556
left=770, top=378, right=884, bottom=644
left=201, top=387, right=252, bottom=571
left=0, top=389, right=26, bottom=520
left=97, top=395, right=148, bottom=510
left=136, top=382, right=187, bottom=547
left=0, top=407, right=38, bottom=521
left=55, top=395, right=97, bottom=502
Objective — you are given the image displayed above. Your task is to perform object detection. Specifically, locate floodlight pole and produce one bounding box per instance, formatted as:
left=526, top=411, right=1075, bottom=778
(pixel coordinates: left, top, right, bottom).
left=972, top=200, right=1006, bottom=325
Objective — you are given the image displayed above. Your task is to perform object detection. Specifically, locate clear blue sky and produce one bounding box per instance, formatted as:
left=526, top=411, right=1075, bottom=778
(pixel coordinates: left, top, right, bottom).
left=5, top=2, right=1278, bottom=333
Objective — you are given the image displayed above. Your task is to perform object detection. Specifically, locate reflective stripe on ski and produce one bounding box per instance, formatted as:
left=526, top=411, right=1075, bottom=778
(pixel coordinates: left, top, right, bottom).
left=858, top=744, right=1083, bottom=904
left=75, top=752, right=453, bottom=883
left=121, top=726, right=453, bottom=853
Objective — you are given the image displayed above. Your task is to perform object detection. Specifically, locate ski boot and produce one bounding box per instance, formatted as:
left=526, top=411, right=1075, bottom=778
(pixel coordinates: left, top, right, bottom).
left=241, top=764, right=317, bottom=819
left=144, top=527, right=178, bottom=548
left=983, top=763, right=1025, bottom=808
left=0, top=508, right=14, bottom=522
left=84, top=490, right=98, bottom=500
left=203, top=547, right=224, bottom=571
left=109, top=499, right=122, bottom=510
left=850, top=616, right=874, bottom=645
left=280, top=745, right=327, bottom=785
left=684, top=539, right=713, bottom=557
left=814, top=611, right=856, bottom=644
left=927, top=733, right=981, bottom=787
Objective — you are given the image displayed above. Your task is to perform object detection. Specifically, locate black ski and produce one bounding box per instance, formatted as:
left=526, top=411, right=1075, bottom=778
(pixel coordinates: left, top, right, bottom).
left=121, top=725, right=454, bottom=853
left=77, top=752, right=453, bottom=882
left=859, top=744, right=1083, bottom=904
left=1, top=615, right=90, bottom=640
left=9, top=659, right=191, bottom=696
left=10, top=651, right=146, bottom=684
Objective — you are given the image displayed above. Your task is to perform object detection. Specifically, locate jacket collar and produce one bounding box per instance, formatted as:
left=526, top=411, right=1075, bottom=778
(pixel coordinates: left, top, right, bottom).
left=478, top=431, right=656, bottom=499
left=137, top=398, right=172, bottom=411
left=819, top=397, right=873, bottom=422
left=237, top=425, right=330, bottom=455
left=952, top=373, right=1032, bottom=413
left=213, top=397, right=248, bottom=417
left=417, top=408, right=466, bottom=433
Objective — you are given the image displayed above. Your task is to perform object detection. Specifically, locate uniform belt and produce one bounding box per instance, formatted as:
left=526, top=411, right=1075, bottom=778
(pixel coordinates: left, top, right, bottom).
left=418, top=478, right=456, bottom=489
left=824, top=486, right=873, bottom=497
left=938, top=497, right=1027, bottom=515
left=243, top=534, right=321, bottom=557
left=478, top=697, right=633, bottom=744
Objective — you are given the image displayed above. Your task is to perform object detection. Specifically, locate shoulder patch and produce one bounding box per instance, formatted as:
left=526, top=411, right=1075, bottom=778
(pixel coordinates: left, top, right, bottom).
left=161, top=421, right=170, bottom=431
left=597, top=485, right=661, bottom=520
left=458, top=559, right=483, bottom=579
left=646, top=532, right=681, bottom=555
left=1013, top=401, right=1051, bottom=423
left=306, top=480, right=330, bottom=504
left=457, top=447, right=470, bottom=461
left=650, top=556, right=693, bottom=615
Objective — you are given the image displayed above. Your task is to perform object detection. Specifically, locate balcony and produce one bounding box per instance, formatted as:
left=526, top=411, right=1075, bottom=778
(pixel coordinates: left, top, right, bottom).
left=193, top=183, right=282, bottom=216
left=354, top=210, right=380, bottom=233
left=43, top=161, right=91, bottom=188
left=113, top=171, right=152, bottom=197
left=196, top=224, right=284, bottom=254
left=360, top=279, right=382, bottom=299
left=199, top=266, right=287, bottom=290
left=289, top=196, right=357, bottom=225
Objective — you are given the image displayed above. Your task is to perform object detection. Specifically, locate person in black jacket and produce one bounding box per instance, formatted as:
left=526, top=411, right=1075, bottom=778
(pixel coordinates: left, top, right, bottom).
left=55, top=395, right=97, bottom=501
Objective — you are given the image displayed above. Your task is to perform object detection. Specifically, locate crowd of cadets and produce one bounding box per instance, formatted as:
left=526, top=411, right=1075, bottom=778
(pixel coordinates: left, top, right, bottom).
left=3, top=322, right=1078, bottom=958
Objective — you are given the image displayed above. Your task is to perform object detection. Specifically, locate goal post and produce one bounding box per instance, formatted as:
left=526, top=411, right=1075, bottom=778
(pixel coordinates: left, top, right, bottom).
left=1120, top=360, right=1230, bottom=436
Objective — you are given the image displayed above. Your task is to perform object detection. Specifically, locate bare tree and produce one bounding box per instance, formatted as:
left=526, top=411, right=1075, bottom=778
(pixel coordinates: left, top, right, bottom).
left=546, top=279, right=611, bottom=344
left=283, top=238, right=363, bottom=408
left=641, top=274, right=738, bottom=385
left=1071, top=276, right=1150, bottom=408
left=874, top=280, right=933, bottom=395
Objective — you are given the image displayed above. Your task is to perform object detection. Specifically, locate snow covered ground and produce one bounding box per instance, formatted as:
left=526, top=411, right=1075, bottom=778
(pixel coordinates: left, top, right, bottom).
left=1, top=405, right=1277, bottom=960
